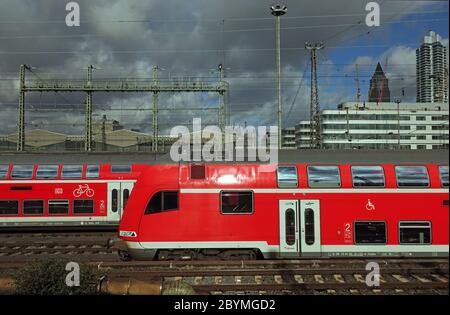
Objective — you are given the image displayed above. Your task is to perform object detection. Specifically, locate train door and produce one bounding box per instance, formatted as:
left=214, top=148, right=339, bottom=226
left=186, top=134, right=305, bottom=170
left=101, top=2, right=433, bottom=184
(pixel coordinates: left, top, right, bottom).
left=279, top=200, right=300, bottom=258
left=299, top=200, right=321, bottom=256
left=108, top=182, right=134, bottom=222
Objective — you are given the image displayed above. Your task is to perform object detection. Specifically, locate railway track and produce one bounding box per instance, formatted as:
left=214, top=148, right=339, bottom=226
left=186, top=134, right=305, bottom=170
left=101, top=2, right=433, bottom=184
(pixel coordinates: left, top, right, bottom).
left=100, top=259, right=449, bottom=295
left=0, top=232, right=118, bottom=262
left=0, top=233, right=447, bottom=295
left=0, top=256, right=447, bottom=294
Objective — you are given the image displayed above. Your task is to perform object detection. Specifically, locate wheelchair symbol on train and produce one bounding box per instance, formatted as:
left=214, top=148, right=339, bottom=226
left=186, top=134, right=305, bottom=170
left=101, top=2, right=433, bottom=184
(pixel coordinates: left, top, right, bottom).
left=366, top=199, right=375, bottom=211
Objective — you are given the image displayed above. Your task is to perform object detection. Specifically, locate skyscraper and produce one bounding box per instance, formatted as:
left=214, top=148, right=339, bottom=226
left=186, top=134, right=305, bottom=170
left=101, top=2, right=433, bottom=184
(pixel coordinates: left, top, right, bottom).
left=416, top=31, right=448, bottom=103
left=368, top=62, right=391, bottom=103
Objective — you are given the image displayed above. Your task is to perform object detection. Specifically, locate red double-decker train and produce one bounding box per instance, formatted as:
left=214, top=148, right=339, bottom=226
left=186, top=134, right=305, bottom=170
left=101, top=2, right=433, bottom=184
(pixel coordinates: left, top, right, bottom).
left=118, top=150, right=449, bottom=260
left=0, top=153, right=165, bottom=230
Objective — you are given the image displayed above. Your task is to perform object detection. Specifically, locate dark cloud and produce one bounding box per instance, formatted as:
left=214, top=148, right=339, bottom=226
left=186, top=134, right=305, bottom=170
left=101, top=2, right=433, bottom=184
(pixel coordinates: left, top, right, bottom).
left=0, top=0, right=439, bottom=136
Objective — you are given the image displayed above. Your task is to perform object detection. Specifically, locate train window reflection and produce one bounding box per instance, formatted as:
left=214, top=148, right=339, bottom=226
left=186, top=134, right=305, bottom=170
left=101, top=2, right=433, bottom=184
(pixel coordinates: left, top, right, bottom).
left=221, top=191, right=254, bottom=214
left=304, top=208, right=315, bottom=245
left=123, top=189, right=130, bottom=209
left=395, top=166, right=429, bottom=187
left=23, top=200, right=44, bottom=215
left=355, top=221, right=386, bottom=244
left=399, top=221, right=431, bottom=244
left=48, top=200, right=69, bottom=215
left=11, top=165, right=33, bottom=179
left=307, top=166, right=341, bottom=188
left=277, top=166, right=298, bottom=188
left=73, top=200, right=94, bottom=214
left=145, top=191, right=179, bottom=215
left=86, top=165, right=100, bottom=179
left=0, top=165, right=8, bottom=179
left=111, top=165, right=132, bottom=173
left=112, top=189, right=118, bottom=213
left=0, top=200, right=19, bottom=215
left=285, top=209, right=296, bottom=246
left=352, top=166, right=385, bottom=187
left=439, top=166, right=449, bottom=187
left=61, top=165, right=83, bottom=179
left=36, top=165, right=59, bottom=179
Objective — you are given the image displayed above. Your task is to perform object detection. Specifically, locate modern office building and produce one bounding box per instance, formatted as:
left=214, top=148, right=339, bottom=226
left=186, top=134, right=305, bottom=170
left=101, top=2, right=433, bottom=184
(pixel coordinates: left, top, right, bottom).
left=295, top=102, right=449, bottom=150
left=281, top=127, right=297, bottom=149
left=416, top=31, right=448, bottom=103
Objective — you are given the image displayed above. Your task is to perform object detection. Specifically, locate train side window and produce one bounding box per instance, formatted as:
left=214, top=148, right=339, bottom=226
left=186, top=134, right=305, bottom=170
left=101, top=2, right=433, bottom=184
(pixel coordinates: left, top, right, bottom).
left=439, top=166, right=449, bottom=187
left=23, top=200, right=44, bottom=215
left=11, top=165, right=33, bottom=179
left=36, top=165, right=59, bottom=179
left=145, top=191, right=179, bottom=215
left=221, top=191, right=253, bottom=214
left=73, top=200, right=94, bottom=214
left=86, top=165, right=100, bottom=179
left=190, top=164, right=206, bottom=180
left=0, top=165, right=8, bottom=179
left=111, top=189, right=118, bottom=213
left=277, top=166, right=298, bottom=188
left=399, top=221, right=431, bottom=245
left=48, top=200, right=69, bottom=215
left=307, top=166, right=341, bottom=188
left=355, top=221, right=386, bottom=244
left=61, top=165, right=83, bottom=179
left=0, top=200, right=19, bottom=215
left=351, top=166, right=385, bottom=187
left=395, top=166, right=429, bottom=188
left=111, top=165, right=132, bottom=173
left=304, top=208, right=315, bottom=245
left=123, top=189, right=130, bottom=208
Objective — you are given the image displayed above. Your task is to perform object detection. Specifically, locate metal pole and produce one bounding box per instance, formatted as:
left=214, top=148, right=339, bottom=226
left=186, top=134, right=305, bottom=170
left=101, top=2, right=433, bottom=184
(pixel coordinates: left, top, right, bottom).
left=152, top=66, right=159, bottom=152
left=17, top=64, right=26, bottom=151
left=85, top=65, right=93, bottom=152
left=396, top=99, right=401, bottom=149
left=218, top=64, right=225, bottom=133
left=271, top=5, right=287, bottom=149
left=305, top=42, right=324, bottom=149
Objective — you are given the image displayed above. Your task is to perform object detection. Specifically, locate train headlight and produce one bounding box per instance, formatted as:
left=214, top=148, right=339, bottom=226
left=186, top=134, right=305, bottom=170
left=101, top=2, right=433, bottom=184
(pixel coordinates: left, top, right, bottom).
left=119, top=231, right=137, bottom=238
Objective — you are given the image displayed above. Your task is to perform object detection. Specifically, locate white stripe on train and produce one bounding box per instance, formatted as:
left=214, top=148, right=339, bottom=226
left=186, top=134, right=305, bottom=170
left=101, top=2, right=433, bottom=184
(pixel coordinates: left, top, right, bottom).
left=126, top=241, right=449, bottom=253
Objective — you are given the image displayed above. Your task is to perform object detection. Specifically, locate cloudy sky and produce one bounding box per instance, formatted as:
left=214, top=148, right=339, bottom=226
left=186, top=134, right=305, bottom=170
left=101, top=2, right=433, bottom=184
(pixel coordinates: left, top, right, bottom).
left=0, top=0, right=448, bottom=136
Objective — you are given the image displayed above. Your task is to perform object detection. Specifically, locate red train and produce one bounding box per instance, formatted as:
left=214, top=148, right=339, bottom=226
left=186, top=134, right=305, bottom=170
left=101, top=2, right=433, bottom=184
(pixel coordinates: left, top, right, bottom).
left=118, top=150, right=449, bottom=260
left=0, top=153, right=166, bottom=230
